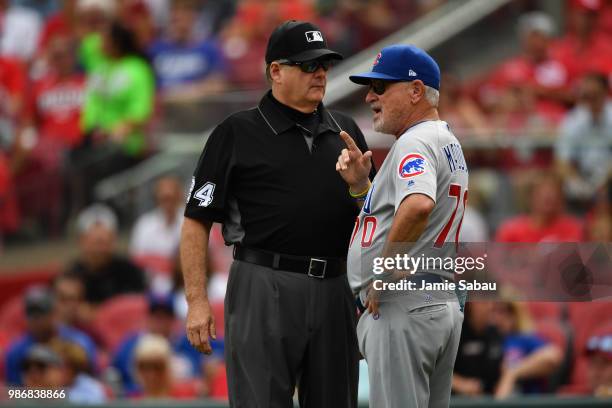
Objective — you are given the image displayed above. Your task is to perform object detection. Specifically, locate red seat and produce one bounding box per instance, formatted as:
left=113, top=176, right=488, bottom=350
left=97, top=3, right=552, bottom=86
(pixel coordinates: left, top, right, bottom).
left=563, top=306, right=612, bottom=393
left=568, top=301, right=612, bottom=353
left=93, top=294, right=148, bottom=352
left=535, top=319, right=569, bottom=353
left=527, top=302, right=563, bottom=322
left=565, top=355, right=591, bottom=394
left=0, top=295, right=27, bottom=343
left=0, top=267, right=58, bottom=310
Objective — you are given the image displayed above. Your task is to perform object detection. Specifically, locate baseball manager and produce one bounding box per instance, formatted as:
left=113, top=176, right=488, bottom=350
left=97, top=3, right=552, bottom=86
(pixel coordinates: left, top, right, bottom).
left=337, top=44, right=468, bottom=407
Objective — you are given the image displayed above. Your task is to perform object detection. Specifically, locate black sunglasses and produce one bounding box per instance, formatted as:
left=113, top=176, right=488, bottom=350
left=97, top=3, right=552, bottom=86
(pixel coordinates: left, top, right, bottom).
left=369, top=79, right=405, bottom=95
left=278, top=59, right=333, bottom=73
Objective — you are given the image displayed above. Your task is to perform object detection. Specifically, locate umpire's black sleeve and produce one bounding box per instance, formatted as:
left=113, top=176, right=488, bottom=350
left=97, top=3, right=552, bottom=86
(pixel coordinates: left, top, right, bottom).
left=184, top=120, right=235, bottom=223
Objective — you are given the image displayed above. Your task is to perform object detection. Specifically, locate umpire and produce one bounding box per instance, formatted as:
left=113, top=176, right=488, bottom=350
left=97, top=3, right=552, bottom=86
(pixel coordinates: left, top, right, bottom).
left=180, top=20, right=373, bottom=408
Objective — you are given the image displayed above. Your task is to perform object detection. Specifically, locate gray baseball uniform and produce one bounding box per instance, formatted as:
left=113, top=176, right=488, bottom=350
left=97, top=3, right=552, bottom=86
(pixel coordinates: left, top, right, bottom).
left=348, top=120, right=468, bottom=408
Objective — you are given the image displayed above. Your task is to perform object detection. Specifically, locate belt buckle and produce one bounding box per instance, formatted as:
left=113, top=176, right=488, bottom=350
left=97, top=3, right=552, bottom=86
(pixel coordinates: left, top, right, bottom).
left=308, top=258, right=327, bottom=278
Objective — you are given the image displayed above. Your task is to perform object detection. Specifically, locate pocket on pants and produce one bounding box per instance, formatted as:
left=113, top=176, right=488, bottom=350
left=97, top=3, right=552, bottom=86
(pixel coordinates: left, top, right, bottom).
left=404, top=303, right=447, bottom=316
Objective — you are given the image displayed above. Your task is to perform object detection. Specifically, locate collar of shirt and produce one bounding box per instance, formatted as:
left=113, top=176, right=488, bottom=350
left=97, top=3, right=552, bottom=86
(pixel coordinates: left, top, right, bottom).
left=257, top=90, right=341, bottom=136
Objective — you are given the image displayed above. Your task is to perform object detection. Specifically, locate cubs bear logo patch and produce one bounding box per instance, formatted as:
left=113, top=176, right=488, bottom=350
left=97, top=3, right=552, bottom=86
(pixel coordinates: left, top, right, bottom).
left=398, top=153, right=426, bottom=178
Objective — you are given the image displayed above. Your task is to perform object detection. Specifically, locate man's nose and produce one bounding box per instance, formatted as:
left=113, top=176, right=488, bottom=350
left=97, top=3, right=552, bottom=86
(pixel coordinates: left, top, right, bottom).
left=313, top=66, right=327, bottom=77
left=365, top=88, right=377, bottom=103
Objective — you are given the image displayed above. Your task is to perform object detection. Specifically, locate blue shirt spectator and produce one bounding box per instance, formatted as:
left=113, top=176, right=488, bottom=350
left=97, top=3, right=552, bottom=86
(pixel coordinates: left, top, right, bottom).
left=112, top=331, right=224, bottom=394
left=149, top=38, right=226, bottom=90
left=5, top=324, right=97, bottom=385
left=112, top=290, right=224, bottom=394
left=148, top=0, right=227, bottom=103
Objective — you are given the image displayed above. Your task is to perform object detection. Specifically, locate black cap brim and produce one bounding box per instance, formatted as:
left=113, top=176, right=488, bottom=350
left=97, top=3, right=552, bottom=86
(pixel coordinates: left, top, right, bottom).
left=286, top=48, right=343, bottom=62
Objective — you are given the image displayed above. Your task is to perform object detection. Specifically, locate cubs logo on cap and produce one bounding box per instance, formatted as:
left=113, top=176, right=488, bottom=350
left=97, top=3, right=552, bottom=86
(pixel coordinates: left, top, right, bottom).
left=350, top=44, right=441, bottom=90
left=373, top=52, right=382, bottom=66
left=399, top=153, right=426, bottom=178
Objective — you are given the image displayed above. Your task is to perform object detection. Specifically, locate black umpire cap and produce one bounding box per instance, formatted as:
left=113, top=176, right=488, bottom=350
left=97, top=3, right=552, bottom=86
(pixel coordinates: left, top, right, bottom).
left=265, top=20, right=343, bottom=63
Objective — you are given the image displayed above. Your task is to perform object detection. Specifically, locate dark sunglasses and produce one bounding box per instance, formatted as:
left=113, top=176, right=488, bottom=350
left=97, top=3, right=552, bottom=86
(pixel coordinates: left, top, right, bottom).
left=137, top=361, right=167, bottom=371
left=22, top=361, right=50, bottom=371
left=369, top=79, right=405, bottom=95
left=278, top=59, right=333, bottom=73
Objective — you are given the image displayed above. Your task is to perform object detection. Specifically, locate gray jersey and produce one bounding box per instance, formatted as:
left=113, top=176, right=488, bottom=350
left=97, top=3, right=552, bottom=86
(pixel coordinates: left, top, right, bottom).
left=347, top=120, right=469, bottom=292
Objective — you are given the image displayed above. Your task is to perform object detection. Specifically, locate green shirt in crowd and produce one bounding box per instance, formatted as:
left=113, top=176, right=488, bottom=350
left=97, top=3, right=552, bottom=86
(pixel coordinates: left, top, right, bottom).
left=81, top=35, right=155, bottom=157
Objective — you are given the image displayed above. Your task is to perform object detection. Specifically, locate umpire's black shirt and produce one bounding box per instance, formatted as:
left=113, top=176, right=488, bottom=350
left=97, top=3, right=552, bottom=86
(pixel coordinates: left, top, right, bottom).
left=185, top=91, right=373, bottom=258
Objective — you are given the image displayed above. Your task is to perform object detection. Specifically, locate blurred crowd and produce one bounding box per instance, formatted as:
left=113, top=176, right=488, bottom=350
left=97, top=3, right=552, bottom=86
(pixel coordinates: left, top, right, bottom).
left=0, top=0, right=441, bottom=245
left=1, top=174, right=234, bottom=401
left=0, top=0, right=611, bottom=403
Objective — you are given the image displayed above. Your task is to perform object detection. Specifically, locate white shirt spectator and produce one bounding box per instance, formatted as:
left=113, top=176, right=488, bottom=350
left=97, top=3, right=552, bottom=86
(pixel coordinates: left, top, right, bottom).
left=556, top=100, right=612, bottom=187
left=0, top=5, right=41, bottom=61
left=459, top=205, right=489, bottom=243
left=130, top=207, right=184, bottom=259
left=68, top=373, right=107, bottom=404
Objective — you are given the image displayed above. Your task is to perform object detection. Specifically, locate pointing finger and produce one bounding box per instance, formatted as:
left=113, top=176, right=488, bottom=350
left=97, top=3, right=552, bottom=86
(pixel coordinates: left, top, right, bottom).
left=339, top=131, right=359, bottom=152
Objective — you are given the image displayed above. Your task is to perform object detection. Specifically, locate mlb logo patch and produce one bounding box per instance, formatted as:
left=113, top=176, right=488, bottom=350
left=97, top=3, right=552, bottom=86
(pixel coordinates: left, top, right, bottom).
left=305, top=31, right=324, bottom=42
left=398, top=153, right=426, bottom=178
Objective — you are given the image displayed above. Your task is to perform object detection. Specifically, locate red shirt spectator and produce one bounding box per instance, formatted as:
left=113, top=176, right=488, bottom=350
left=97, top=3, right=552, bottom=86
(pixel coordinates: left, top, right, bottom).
left=495, top=173, right=583, bottom=243
left=480, top=12, right=571, bottom=126
left=26, top=34, right=85, bottom=149
left=495, top=215, right=583, bottom=243
left=27, top=72, right=85, bottom=149
left=552, top=0, right=612, bottom=88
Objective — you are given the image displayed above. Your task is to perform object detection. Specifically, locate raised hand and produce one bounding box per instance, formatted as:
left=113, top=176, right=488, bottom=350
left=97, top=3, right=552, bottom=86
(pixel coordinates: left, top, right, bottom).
left=335, top=131, right=372, bottom=192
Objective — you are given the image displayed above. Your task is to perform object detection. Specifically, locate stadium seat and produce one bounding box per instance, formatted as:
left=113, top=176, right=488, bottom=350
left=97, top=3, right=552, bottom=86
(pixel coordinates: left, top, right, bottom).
left=93, top=294, right=148, bottom=352
left=208, top=363, right=228, bottom=399
left=536, top=319, right=570, bottom=353
left=562, top=355, right=591, bottom=395
left=563, top=307, right=612, bottom=394
left=535, top=319, right=574, bottom=391
left=0, top=294, right=27, bottom=343
left=0, top=267, right=58, bottom=310
left=568, top=301, right=612, bottom=352
left=527, top=302, right=563, bottom=322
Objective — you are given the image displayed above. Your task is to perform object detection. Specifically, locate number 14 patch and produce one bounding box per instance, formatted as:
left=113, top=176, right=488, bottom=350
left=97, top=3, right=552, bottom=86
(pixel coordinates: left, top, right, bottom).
left=193, top=181, right=216, bottom=207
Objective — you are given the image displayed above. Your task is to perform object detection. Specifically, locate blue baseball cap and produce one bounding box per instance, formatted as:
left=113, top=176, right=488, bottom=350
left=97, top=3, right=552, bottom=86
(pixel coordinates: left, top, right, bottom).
left=147, top=291, right=175, bottom=315
left=349, top=44, right=441, bottom=90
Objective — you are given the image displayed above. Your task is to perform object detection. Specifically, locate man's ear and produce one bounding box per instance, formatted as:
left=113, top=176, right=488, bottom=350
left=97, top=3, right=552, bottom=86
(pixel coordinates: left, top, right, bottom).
left=409, top=80, right=425, bottom=104
left=269, top=62, right=282, bottom=83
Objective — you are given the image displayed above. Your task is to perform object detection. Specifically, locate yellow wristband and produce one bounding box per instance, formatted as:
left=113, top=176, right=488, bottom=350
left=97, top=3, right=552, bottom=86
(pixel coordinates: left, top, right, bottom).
left=349, top=182, right=371, bottom=199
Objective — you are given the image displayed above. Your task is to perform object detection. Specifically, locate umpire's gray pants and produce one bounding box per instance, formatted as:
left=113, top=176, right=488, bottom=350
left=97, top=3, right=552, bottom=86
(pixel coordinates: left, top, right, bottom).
left=225, top=260, right=359, bottom=408
left=357, top=289, right=463, bottom=408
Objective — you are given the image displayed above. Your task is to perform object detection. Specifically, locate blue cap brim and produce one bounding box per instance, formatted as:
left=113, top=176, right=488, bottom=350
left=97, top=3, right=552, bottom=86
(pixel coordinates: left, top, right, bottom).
left=349, top=71, right=404, bottom=85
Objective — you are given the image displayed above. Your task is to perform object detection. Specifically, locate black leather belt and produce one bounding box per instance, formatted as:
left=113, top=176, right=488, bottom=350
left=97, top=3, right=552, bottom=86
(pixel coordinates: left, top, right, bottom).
left=233, top=246, right=346, bottom=278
